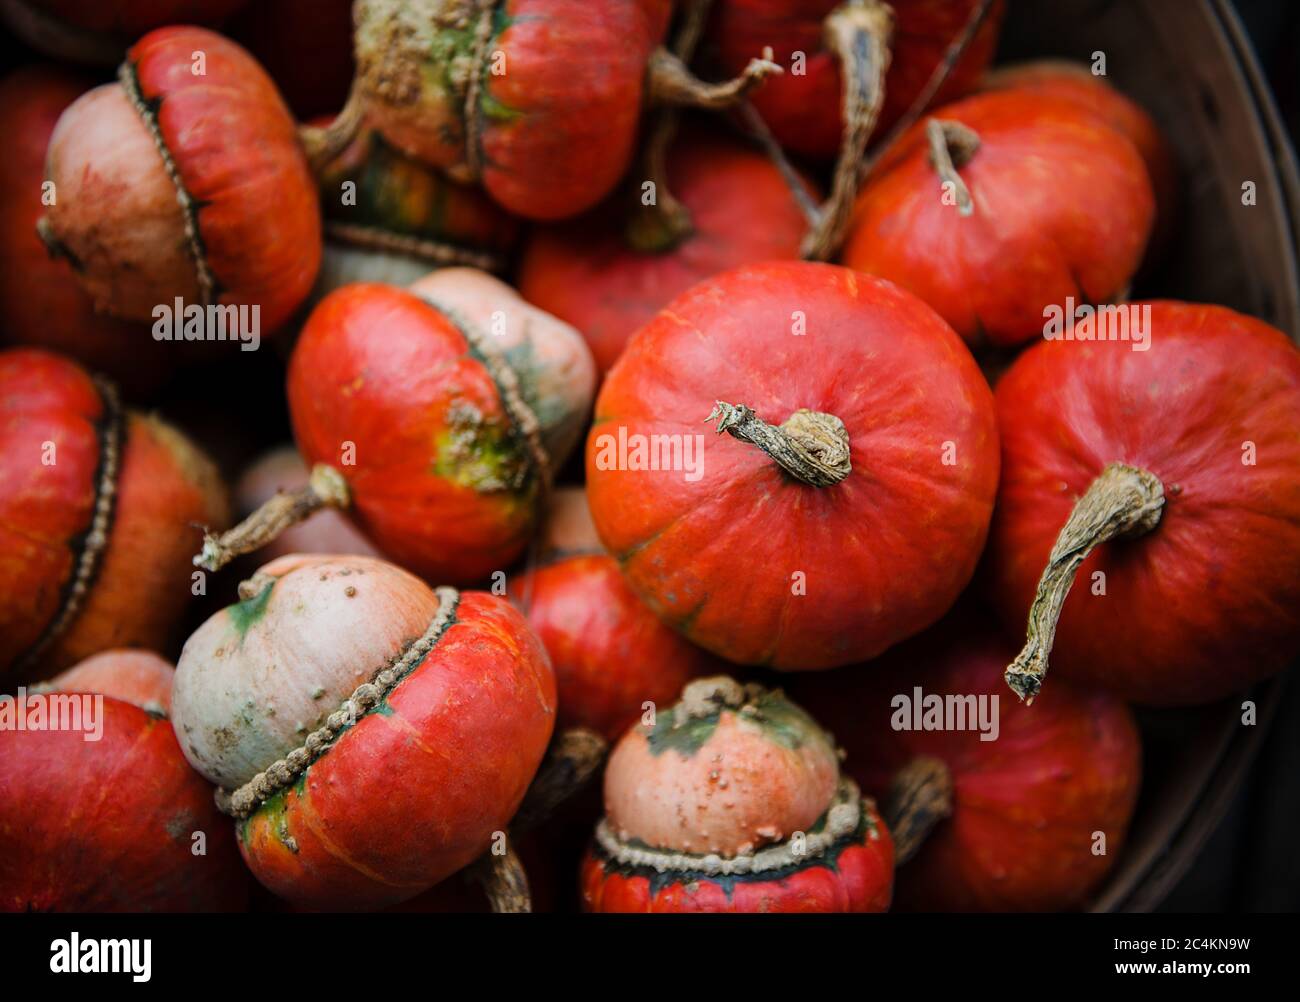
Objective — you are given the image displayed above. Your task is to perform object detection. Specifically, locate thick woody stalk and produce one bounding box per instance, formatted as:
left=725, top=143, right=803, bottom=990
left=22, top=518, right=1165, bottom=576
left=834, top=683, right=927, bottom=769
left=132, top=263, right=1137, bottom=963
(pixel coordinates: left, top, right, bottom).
left=647, top=47, right=781, bottom=109
left=512, top=726, right=608, bottom=833
left=624, top=0, right=716, bottom=251
left=194, top=463, right=351, bottom=572
left=299, top=81, right=367, bottom=176
left=801, top=0, right=893, bottom=260
left=707, top=401, right=852, bottom=487
left=471, top=842, right=532, bottom=913
left=857, top=0, right=999, bottom=184
left=1005, top=462, right=1165, bottom=702
left=885, top=756, right=954, bottom=865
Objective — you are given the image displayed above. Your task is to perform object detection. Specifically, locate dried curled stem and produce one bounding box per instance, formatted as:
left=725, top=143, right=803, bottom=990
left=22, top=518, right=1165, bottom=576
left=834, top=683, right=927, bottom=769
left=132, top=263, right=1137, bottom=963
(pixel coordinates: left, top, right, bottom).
left=623, top=115, right=694, bottom=252
left=926, top=118, right=981, bottom=216
left=194, top=463, right=351, bottom=573
left=677, top=675, right=757, bottom=719
left=857, top=0, right=999, bottom=184
left=1006, top=463, right=1165, bottom=703
left=511, top=727, right=608, bottom=833
left=707, top=401, right=852, bottom=487
left=647, top=46, right=782, bottom=109
left=299, top=81, right=368, bottom=177
left=885, top=756, right=954, bottom=865
left=801, top=0, right=893, bottom=261
left=623, top=0, right=717, bottom=252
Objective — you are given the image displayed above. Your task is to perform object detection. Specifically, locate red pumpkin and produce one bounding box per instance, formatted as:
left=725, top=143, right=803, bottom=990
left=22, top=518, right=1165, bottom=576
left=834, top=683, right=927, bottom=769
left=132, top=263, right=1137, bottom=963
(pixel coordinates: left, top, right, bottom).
left=842, top=89, right=1155, bottom=348
left=509, top=488, right=714, bottom=741
left=0, top=66, right=175, bottom=393
left=706, top=0, right=1005, bottom=161
left=44, top=648, right=176, bottom=715
left=980, top=59, right=1178, bottom=256
left=0, top=0, right=251, bottom=64
left=586, top=261, right=999, bottom=669
left=352, top=0, right=765, bottom=220
left=517, top=131, right=817, bottom=375
left=171, top=554, right=556, bottom=910
left=40, top=26, right=320, bottom=333
left=0, top=693, right=247, bottom=912
left=0, top=348, right=229, bottom=687
left=988, top=302, right=1300, bottom=705
left=789, top=613, right=1142, bottom=911
left=199, top=270, right=595, bottom=582
left=582, top=677, right=893, bottom=912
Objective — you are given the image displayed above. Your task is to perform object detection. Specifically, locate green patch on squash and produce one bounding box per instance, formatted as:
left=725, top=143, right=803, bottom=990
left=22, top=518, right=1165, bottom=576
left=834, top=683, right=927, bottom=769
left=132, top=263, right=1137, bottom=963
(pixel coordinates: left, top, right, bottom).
left=645, top=689, right=820, bottom=758
left=243, top=772, right=308, bottom=855
left=227, top=580, right=274, bottom=642
left=434, top=400, right=530, bottom=493
left=428, top=6, right=523, bottom=129
left=645, top=707, right=718, bottom=757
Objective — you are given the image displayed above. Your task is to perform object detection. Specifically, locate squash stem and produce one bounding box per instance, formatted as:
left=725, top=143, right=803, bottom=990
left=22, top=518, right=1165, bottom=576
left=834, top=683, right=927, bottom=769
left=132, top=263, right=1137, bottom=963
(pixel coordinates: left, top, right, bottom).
left=886, top=756, right=954, bottom=865
left=646, top=46, right=781, bottom=109
left=471, top=841, right=533, bottom=913
left=707, top=400, right=852, bottom=487
left=801, top=0, right=894, bottom=261
left=1006, top=462, right=1164, bottom=703
left=926, top=118, right=981, bottom=216
left=194, top=463, right=351, bottom=572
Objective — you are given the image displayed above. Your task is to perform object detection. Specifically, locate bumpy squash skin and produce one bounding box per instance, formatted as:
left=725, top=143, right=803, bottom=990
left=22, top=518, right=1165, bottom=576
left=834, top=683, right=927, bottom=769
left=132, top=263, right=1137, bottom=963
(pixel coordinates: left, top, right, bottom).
left=582, top=681, right=895, bottom=913
left=236, top=592, right=556, bottom=910
left=356, top=0, right=667, bottom=220
left=409, top=268, right=596, bottom=466
left=0, top=696, right=247, bottom=912
left=581, top=802, right=894, bottom=913
left=986, top=303, right=1300, bottom=705
left=586, top=261, right=999, bottom=669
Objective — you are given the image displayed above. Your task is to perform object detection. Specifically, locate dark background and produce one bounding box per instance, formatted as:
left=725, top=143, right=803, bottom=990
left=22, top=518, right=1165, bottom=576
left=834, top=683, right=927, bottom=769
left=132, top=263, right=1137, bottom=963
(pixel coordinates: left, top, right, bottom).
left=0, top=0, right=1296, bottom=912
left=1148, top=0, right=1300, bottom=913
